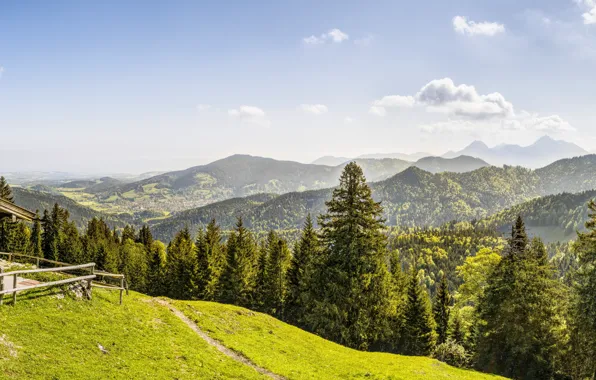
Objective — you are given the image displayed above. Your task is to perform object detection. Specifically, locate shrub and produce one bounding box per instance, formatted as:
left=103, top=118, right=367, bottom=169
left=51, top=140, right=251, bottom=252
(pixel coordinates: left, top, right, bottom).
left=432, top=339, right=469, bottom=368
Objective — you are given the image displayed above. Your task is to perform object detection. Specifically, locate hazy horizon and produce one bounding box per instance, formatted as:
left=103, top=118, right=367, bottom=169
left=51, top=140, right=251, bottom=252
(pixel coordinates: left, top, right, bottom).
left=2, top=1, right=596, bottom=173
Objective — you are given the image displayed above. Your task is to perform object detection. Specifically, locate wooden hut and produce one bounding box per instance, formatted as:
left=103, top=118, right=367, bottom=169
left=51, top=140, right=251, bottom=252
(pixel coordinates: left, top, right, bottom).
left=0, top=199, right=35, bottom=222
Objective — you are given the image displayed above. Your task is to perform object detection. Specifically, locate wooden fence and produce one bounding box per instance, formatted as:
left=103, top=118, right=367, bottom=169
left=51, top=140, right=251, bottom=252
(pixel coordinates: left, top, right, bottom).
left=0, top=252, right=128, bottom=305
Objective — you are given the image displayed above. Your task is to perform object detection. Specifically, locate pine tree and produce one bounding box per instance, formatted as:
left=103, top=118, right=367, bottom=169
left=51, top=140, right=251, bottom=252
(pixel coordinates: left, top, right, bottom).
left=433, top=274, right=451, bottom=345
left=165, top=227, right=197, bottom=299
left=42, top=205, right=67, bottom=261
left=254, top=242, right=268, bottom=310
left=0, top=176, right=14, bottom=203
left=510, top=215, right=529, bottom=259
left=11, top=222, right=31, bottom=254
left=59, top=221, right=82, bottom=264
left=263, top=233, right=290, bottom=316
left=306, top=162, right=393, bottom=350
left=475, top=216, right=566, bottom=380
left=30, top=211, right=43, bottom=257
left=571, top=200, right=596, bottom=379
left=286, top=214, right=320, bottom=325
left=121, top=225, right=136, bottom=243
left=203, top=219, right=225, bottom=300
left=450, top=310, right=465, bottom=345
left=147, top=240, right=168, bottom=296
left=218, top=218, right=258, bottom=306
left=194, top=228, right=210, bottom=298
left=0, top=218, right=15, bottom=252
left=401, top=268, right=436, bottom=356
left=138, top=225, right=154, bottom=250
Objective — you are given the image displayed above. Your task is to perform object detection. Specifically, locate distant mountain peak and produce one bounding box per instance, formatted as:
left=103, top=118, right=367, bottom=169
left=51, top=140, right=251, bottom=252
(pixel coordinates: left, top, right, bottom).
left=535, top=135, right=556, bottom=144
left=467, top=140, right=490, bottom=150
left=443, top=136, right=587, bottom=168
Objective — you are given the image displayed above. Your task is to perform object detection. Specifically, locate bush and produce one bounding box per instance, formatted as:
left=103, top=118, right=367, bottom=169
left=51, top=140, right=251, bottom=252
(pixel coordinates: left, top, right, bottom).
left=432, top=339, right=469, bottom=368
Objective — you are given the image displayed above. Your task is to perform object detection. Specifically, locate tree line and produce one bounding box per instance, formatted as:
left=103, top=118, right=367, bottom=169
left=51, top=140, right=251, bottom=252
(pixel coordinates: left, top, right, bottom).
left=1, top=167, right=596, bottom=379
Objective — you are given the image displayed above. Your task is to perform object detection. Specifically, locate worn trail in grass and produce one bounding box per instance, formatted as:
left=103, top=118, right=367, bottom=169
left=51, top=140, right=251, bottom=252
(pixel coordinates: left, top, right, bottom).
left=0, top=289, right=265, bottom=380
left=175, top=300, right=508, bottom=380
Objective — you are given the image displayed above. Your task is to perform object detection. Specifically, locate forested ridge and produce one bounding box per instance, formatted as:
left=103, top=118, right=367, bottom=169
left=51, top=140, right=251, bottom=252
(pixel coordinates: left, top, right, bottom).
left=2, top=165, right=596, bottom=380
left=151, top=155, right=596, bottom=242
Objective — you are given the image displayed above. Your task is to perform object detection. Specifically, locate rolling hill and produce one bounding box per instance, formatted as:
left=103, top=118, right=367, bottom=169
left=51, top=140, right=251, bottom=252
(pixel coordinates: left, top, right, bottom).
left=311, top=155, right=351, bottom=166
left=81, top=155, right=487, bottom=215
left=12, top=188, right=131, bottom=229
left=0, top=287, right=504, bottom=379
left=477, top=190, right=596, bottom=243
left=151, top=155, right=596, bottom=242
left=414, top=155, right=489, bottom=174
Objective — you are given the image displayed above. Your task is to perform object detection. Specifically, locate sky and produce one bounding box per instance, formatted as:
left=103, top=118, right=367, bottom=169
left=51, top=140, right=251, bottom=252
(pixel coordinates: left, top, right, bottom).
left=1, top=0, right=595, bottom=173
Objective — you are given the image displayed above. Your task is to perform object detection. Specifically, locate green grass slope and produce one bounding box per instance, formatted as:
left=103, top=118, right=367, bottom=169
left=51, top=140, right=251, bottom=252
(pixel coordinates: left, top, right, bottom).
left=174, top=300, right=505, bottom=380
left=0, top=289, right=263, bottom=380
left=0, top=288, right=504, bottom=380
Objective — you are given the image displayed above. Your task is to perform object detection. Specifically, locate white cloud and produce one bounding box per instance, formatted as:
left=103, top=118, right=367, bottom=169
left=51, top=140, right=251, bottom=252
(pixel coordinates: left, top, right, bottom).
left=228, top=105, right=270, bottom=127
left=453, top=16, right=505, bottom=36
left=371, top=78, right=514, bottom=120
left=344, top=116, right=354, bottom=124
left=519, top=113, right=576, bottom=132
left=299, top=104, right=328, bottom=115
left=373, top=95, right=416, bottom=108
left=416, top=78, right=514, bottom=119
left=368, top=106, right=387, bottom=117
left=0, top=66, right=4, bottom=79
left=575, top=0, right=596, bottom=23
left=327, top=29, right=349, bottom=43
left=375, top=78, right=573, bottom=135
left=303, top=28, right=349, bottom=45
left=197, top=104, right=211, bottom=112
left=584, top=6, right=596, bottom=24
left=303, top=35, right=325, bottom=45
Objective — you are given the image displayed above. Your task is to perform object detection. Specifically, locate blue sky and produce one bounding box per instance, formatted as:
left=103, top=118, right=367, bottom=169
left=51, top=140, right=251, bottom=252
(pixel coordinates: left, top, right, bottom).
left=1, top=0, right=595, bottom=173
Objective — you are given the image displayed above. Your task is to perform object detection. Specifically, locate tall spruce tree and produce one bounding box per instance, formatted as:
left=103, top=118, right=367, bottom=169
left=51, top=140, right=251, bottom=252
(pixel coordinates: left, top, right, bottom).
left=30, top=211, right=43, bottom=257
left=570, top=200, right=596, bottom=379
left=401, top=268, right=437, bottom=356
left=121, top=225, right=137, bottom=243
left=194, top=228, right=210, bottom=298
left=254, top=241, right=268, bottom=310
left=0, top=176, right=14, bottom=203
left=476, top=216, right=566, bottom=380
left=147, top=240, right=168, bottom=296
left=433, top=274, right=451, bottom=345
left=306, top=162, right=393, bottom=350
left=41, top=204, right=68, bottom=261
left=263, top=233, right=290, bottom=316
left=203, top=219, right=225, bottom=300
left=286, top=214, right=319, bottom=325
left=165, top=227, right=197, bottom=299
left=217, top=218, right=258, bottom=306
left=137, top=225, right=154, bottom=250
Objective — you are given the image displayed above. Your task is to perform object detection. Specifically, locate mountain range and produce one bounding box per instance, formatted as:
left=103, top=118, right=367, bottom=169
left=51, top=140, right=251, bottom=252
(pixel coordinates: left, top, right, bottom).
left=313, top=136, right=587, bottom=170
left=150, top=155, right=596, bottom=242
left=442, top=136, right=587, bottom=168
left=74, top=154, right=487, bottom=214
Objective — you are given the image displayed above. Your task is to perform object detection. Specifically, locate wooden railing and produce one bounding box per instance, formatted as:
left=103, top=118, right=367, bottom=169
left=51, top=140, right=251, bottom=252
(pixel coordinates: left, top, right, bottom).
left=0, top=252, right=128, bottom=305
left=0, top=252, right=71, bottom=268
left=0, top=263, right=95, bottom=305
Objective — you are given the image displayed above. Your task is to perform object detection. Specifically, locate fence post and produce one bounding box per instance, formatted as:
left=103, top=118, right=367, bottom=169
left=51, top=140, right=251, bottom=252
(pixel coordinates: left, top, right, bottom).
left=0, top=267, right=4, bottom=306
left=87, top=264, right=94, bottom=300
left=12, top=274, right=17, bottom=305
left=120, top=277, right=124, bottom=305
left=36, top=257, right=40, bottom=268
